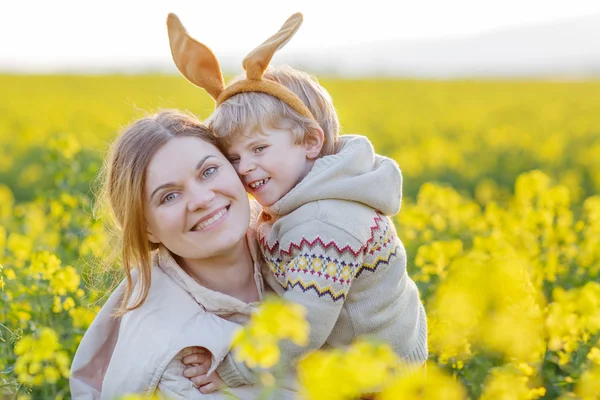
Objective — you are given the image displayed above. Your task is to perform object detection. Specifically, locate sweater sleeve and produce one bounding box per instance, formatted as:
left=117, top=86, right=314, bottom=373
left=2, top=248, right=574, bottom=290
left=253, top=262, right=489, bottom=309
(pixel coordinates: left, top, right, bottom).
left=216, top=352, right=256, bottom=387
left=217, top=221, right=366, bottom=387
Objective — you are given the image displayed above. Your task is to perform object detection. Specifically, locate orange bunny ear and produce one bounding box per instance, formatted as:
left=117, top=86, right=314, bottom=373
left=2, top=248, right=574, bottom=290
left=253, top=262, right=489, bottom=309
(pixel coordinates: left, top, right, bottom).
left=242, top=12, right=303, bottom=80
left=167, top=13, right=225, bottom=100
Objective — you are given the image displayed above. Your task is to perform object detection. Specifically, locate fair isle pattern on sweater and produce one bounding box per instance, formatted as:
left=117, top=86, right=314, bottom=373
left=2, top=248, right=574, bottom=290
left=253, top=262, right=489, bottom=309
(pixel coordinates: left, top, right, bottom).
left=259, top=212, right=400, bottom=301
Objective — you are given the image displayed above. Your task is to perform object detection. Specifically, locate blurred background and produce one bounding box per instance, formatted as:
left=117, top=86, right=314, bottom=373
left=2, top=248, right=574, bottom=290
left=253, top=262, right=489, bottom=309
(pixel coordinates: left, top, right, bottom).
left=2, top=0, right=600, bottom=77
left=2, top=1, right=600, bottom=399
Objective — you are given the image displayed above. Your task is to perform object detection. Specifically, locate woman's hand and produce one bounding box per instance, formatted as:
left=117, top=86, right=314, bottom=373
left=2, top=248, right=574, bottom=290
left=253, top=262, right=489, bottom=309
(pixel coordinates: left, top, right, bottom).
left=181, top=347, right=224, bottom=394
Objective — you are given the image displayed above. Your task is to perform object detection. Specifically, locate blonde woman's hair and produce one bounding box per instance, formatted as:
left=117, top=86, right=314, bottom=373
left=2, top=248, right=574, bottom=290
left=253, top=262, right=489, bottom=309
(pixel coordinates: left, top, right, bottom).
left=98, top=109, right=217, bottom=315
left=207, top=65, right=340, bottom=157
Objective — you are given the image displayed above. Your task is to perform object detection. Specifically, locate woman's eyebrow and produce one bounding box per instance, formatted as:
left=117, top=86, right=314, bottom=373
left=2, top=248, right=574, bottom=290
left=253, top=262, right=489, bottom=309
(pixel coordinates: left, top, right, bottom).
left=149, top=155, right=217, bottom=201
left=195, top=155, right=216, bottom=170
left=150, top=182, right=175, bottom=201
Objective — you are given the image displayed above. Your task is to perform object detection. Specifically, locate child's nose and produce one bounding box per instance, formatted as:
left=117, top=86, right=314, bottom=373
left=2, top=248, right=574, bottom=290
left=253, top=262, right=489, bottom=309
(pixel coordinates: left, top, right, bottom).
left=238, top=156, right=256, bottom=175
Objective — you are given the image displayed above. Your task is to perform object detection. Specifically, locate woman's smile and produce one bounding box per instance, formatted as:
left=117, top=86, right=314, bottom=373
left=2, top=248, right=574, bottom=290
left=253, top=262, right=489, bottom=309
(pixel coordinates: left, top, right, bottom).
left=190, top=205, right=230, bottom=231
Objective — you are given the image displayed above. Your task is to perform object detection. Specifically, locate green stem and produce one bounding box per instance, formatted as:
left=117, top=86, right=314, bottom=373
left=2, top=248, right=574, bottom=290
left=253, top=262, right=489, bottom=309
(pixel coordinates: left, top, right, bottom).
left=11, top=383, right=23, bottom=400
left=0, top=322, right=13, bottom=334
left=220, top=388, right=242, bottom=400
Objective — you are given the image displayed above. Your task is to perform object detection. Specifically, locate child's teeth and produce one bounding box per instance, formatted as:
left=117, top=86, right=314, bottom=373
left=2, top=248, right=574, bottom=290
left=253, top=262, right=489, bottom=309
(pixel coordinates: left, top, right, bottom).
left=251, top=178, right=268, bottom=189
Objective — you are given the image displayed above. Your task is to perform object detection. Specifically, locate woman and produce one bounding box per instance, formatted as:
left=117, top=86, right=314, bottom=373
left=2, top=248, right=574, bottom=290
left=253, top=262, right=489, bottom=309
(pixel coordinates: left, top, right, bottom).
left=69, top=110, right=291, bottom=399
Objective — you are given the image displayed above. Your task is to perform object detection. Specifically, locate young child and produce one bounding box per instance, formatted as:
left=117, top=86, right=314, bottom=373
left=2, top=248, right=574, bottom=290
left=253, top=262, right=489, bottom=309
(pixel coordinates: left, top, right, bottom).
left=167, top=12, right=428, bottom=389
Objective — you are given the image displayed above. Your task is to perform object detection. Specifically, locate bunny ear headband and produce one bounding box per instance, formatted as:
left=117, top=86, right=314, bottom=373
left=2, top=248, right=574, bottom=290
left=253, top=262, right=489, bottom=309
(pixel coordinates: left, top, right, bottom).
left=166, top=12, right=315, bottom=120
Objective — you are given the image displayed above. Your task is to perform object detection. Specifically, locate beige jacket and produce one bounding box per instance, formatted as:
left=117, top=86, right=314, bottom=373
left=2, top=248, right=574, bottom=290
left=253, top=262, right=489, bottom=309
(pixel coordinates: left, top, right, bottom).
left=70, top=230, right=295, bottom=399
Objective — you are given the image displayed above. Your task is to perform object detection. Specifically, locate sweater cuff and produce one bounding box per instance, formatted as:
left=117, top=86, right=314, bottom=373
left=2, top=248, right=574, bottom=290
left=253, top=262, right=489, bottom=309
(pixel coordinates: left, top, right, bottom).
left=403, top=303, right=429, bottom=365
left=216, top=353, right=256, bottom=387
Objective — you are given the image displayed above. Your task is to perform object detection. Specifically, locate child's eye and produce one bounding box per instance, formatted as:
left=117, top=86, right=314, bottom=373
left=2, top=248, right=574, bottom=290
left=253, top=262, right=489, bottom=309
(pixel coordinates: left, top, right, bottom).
left=228, top=157, right=240, bottom=165
left=202, top=166, right=219, bottom=178
left=254, top=146, right=267, bottom=154
left=161, top=192, right=179, bottom=204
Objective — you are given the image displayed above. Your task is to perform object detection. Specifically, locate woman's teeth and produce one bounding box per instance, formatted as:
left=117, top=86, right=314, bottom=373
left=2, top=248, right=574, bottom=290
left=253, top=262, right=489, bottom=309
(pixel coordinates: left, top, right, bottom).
left=250, top=178, right=269, bottom=189
left=193, top=208, right=227, bottom=230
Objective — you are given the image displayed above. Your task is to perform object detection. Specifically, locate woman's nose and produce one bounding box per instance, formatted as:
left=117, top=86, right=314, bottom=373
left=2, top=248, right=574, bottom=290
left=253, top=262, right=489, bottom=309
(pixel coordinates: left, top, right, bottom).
left=187, top=185, right=216, bottom=211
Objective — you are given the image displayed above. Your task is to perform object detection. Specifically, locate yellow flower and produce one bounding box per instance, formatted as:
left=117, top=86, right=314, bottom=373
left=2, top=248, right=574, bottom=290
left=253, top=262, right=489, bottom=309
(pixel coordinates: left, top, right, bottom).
left=0, top=184, right=14, bottom=221
left=575, top=364, right=600, bottom=400
left=4, top=267, right=16, bottom=280
left=50, top=265, right=81, bottom=295
left=63, top=296, right=75, bottom=311
left=232, top=329, right=280, bottom=369
left=34, top=328, right=61, bottom=360
left=48, top=132, right=81, bottom=160
left=231, top=298, right=309, bottom=368
left=69, top=306, right=98, bottom=329
left=588, top=347, right=600, bottom=365
left=480, top=365, right=545, bottom=400
left=298, top=349, right=355, bottom=400
left=43, top=366, right=61, bottom=383
left=299, top=339, right=404, bottom=399
left=0, top=225, right=6, bottom=258
left=29, top=251, right=62, bottom=280
left=13, top=327, right=70, bottom=387
left=7, top=233, right=33, bottom=263
left=414, top=239, right=463, bottom=282
left=344, top=339, right=400, bottom=390
left=428, top=250, right=545, bottom=363
left=379, top=362, right=467, bottom=400
left=254, top=298, right=309, bottom=346
left=14, top=335, right=34, bottom=356
left=28, top=361, right=41, bottom=375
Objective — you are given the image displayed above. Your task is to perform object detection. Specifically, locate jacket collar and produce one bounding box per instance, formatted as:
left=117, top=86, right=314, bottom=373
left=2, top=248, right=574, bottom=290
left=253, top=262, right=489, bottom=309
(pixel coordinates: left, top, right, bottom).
left=155, top=230, right=266, bottom=316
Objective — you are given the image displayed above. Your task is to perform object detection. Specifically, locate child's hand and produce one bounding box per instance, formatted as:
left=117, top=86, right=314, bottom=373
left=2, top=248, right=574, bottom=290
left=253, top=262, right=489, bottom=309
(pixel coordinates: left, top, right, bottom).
left=182, top=347, right=223, bottom=394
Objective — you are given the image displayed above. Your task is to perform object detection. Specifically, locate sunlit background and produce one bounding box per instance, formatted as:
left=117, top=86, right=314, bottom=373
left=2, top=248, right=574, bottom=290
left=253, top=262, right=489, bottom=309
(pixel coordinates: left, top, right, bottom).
left=2, top=1, right=600, bottom=399
left=2, top=0, right=600, bottom=77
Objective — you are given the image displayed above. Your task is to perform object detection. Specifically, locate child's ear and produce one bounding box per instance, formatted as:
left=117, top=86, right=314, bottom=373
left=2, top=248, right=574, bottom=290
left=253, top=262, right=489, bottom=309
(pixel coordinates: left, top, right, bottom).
left=305, top=127, right=325, bottom=159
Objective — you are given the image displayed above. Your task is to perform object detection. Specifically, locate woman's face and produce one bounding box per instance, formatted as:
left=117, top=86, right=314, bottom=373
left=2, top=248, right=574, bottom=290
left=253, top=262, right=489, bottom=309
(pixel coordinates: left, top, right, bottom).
left=144, top=136, right=250, bottom=260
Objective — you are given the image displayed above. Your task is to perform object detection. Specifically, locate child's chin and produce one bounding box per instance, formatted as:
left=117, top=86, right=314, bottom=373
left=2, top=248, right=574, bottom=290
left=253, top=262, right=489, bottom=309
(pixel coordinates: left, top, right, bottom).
left=256, top=196, right=276, bottom=208
left=259, top=200, right=275, bottom=207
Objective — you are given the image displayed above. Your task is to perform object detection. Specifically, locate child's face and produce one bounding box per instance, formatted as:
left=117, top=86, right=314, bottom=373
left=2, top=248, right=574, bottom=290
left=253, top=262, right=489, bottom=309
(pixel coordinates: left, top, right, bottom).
left=226, top=126, right=314, bottom=207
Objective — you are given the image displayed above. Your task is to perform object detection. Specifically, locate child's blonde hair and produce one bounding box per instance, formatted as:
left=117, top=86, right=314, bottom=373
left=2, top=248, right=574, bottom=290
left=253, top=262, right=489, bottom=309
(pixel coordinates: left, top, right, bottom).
left=207, top=65, right=340, bottom=157
left=98, top=109, right=217, bottom=315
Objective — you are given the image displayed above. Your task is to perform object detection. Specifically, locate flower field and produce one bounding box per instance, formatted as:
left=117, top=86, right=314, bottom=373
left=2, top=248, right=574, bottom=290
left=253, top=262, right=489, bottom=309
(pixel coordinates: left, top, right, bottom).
left=0, top=74, right=599, bottom=399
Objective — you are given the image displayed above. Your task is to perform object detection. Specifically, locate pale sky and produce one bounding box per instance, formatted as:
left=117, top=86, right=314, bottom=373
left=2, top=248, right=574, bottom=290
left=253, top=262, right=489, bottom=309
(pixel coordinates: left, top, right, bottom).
left=2, top=0, right=600, bottom=72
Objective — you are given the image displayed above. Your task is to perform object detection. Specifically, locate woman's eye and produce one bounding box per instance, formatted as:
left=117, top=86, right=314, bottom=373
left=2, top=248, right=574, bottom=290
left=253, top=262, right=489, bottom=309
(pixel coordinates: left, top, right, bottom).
left=162, top=192, right=179, bottom=204
left=202, top=166, right=218, bottom=178
left=254, top=146, right=267, bottom=154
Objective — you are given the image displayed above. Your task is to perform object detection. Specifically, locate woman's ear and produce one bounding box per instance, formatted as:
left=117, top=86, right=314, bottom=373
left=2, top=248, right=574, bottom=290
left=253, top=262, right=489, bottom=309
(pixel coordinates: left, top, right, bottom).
left=305, top=127, right=325, bottom=159
left=147, top=225, right=160, bottom=244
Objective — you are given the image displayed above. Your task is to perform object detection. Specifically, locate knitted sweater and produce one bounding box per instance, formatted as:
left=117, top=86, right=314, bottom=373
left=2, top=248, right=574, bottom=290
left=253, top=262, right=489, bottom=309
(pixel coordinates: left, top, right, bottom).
left=217, top=135, right=428, bottom=387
